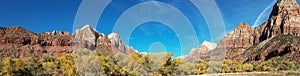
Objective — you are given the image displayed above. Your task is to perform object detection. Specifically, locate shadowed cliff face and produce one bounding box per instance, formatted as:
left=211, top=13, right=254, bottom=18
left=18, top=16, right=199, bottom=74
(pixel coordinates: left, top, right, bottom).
left=218, top=0, right=300, bottom=62
left=219, top=0, right=300, bottom=49
left=259, top=0, right=300, bottom=41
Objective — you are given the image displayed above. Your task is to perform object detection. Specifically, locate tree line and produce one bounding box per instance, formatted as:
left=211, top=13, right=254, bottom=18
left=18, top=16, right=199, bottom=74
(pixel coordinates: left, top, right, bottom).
left=0, top=48, right=299, bottom=76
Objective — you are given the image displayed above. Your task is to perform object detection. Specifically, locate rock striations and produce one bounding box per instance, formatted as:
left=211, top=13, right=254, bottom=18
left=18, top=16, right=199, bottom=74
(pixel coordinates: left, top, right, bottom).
left=2, top=0, right=300, bottom=63
left=218, top=22, right=255, bottom=49
left=108, top=33, right=134, bottom=53
left=259, top=0, right=300, bottom=41
left=0, top=25, right=136, bottom=58
left=219, top=0, right=300, bottom=49
left=74, top=25, right=102, bottom=46
left=0, top=26, right=74, bottom=57
left=218, top=0, right=300, bottom=62
left=184, top=0, right=300, bottom=63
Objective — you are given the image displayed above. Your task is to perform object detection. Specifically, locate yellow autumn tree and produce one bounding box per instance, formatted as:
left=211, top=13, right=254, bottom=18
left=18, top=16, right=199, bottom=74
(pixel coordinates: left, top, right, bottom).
left=2, top=57, right=13, bottom=76
left=58, top=54, right=77, bottom=76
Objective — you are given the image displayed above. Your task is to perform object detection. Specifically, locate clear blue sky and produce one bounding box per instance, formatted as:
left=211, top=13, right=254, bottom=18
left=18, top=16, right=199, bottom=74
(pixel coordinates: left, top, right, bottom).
left=1, top=0, right=299, bottom=57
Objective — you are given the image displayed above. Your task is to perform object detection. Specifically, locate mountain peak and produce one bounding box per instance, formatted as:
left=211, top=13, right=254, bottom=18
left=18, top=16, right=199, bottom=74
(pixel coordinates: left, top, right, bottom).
left=277, top=0, right=297, bottom=4
left=270, top=0, right=299, bottom=17
left=260, top=0, right=300, bottom=39
left=183, top=40, right=215, bottom=62
left=215, top=0, right=300, bottom=62
left=226, top=22, right=252, bottom=37
left=80, top=24, right=94, bottom=31
left=108, top=32, right=120, bottom=39
left=201, top=40, right=217, bottom=50
left=218, top=22, right=255, bottom=50
left=236, top=22, right=251, bottom=29
left=107, top=32, right=129, bottom=53
left=75, top=24, right=101, bottom=47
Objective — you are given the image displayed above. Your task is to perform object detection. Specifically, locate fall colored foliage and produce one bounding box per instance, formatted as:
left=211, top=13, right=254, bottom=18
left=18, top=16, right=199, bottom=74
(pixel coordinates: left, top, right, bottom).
left=0, top=49, right=299, bottom=76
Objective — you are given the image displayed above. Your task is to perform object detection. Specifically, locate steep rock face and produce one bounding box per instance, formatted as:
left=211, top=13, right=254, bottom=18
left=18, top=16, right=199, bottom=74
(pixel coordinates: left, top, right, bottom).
left=0, top=27, right=75, bottom=58
left=107, top=32, right=134, bottom=54
left=217, top=23, right=256, bottom=57
left=108, top=33, right=123, bottom=50
left=0, top=26, right=38, bottom=45
left=216, top=0, right=300, bottom=62
left=0, top=25, right=137, bottom=58
left=95, top=35, right=113, bottom=55
left=108, top=33, right=125, bottom=52
left=219, top=0, right=300, bottom=49
left=38, top=32, right=72, bottom=46
left=259, top=0, right=300, bottom=41
left=74, top=25, right=103, bottom=47
left=218, top=23, right=255, bottom=49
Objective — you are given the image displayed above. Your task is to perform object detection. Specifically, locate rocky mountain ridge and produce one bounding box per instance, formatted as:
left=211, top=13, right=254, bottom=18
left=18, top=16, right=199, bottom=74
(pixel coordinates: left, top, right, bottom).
left=183, top=41, right=217, bottom=62
left=0, top=25, right=135, bottom=58
left=1, top=0, right=300, bottom=63
left=184, top=0, right=300, bottom=63
left=223, top=0, right=300, bottom=62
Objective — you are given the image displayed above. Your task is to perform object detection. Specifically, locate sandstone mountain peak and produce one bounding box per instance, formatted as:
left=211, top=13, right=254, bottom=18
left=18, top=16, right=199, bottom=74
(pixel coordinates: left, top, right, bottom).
left=219, top=0, right=300, bottom=50
left=227, top=22, right=252, bottom=36
left=74, top=24, right=101, bottom=46
left=259, top=0, right=300, bottom=41
left=277, top=0, right=297, bottom=4
left=218, top=22, right=254, bottom=49
left=236, top=22, right=251, bottom=29
left=108, top=32, right=120, bottom=39
left=78, top=24, right=101, bottom=36
left=270, top=0, right=299, bottom=17
left=201, top=40, right=217, bottom=50
left=214, top=0, right=300, bottom=62
left=10, top=26, right=23, bottom=29
left=81, top=24, right=93, bottom=30
left=107, top=32, right=132, bottom=53
left=0, top=25, right=137, bottom=58
left=8, top=26, right=33, bottom=33
left=183, top=40, right=215, bottom=62
left=73, top=25, right=135, bottom=54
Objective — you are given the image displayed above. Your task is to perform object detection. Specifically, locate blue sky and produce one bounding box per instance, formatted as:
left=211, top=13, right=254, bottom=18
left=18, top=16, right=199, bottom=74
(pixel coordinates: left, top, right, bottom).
left=1, top=0, right=299, bottom=57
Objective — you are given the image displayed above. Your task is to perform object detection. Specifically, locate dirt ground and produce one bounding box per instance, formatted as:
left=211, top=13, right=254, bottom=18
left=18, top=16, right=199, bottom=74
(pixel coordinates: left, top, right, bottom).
left=199, top=71, right=300, bottom=76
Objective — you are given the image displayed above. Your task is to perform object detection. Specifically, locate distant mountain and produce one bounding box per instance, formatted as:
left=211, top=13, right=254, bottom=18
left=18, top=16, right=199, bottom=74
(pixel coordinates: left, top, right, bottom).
left=0, top=25, right=136, bottom=58
left=183, top=41, right=217, bottom=62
